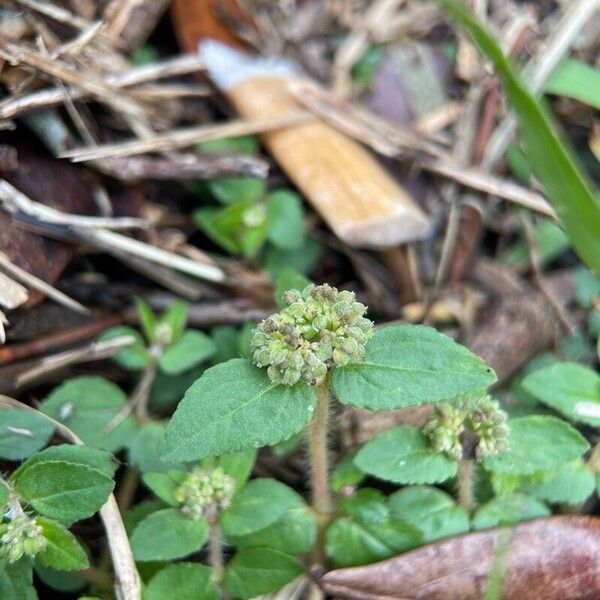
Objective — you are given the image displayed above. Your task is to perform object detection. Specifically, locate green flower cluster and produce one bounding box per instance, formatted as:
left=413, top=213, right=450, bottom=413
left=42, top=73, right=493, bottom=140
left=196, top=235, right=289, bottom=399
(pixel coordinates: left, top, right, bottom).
left=250, top=284, right=373, bottom=385
left=423, top=402, right=465, bottom=461
left=0, top=515, right=46, bottom=563
left=175, top=466, right=235, bottom=521
left=424, top=396, right=509, bottom=461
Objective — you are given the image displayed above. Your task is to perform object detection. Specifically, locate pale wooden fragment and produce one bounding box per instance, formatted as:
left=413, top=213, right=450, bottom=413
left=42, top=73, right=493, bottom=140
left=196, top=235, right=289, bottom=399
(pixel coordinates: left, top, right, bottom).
left=226, top=76, right=430, bottom=248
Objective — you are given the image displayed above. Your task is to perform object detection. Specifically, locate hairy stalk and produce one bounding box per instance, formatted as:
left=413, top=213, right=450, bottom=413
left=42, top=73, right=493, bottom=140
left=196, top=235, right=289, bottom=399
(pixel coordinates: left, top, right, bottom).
left=457, top=458, right=476, bottom=512
left=207, top=516, right=228, bottom=598
left=307, top=379, right=333, bottom=567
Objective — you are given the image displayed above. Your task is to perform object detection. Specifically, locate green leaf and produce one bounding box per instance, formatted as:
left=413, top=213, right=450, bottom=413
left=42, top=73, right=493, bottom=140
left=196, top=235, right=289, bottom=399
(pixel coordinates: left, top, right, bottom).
left=145, top=563, right=219, bottom=600
left=158, top=301, right=188, bottom=342
left=198, top=135, right=259, bottom=155
left=338, top=488, right=389, bottom=524
left=264, top=237, right=321, bottom=279
left=128, top=423, right=184, bottom=474
left=230, top=507, right=316, bottom=555
left=159, top=331, right=216, bottom=375
left=131, top=508, right=209, bottom=561
left=388, top=486, right=469, bottom=542
left=354, top=426, right=458, bottom=484
left=36, top=519, right=88, bottom=571
left=224, top=547, right=303, bottom=599
left=11, top=445, right=116, bottom=523
left=194, top=201, right=268, bottom=258
left=98, top=326, right=150, bottom=370
left=34, top=563, right=85, bottom=593
left=521, top=362, right=600, bottom=426
left=207, top=178, right=266, bottom=206
left=483, top=415, right=589, bottom=476
left=518, top=460, right=596, bottom=505
left=266, top=190, right=305, bottom=250
left=501, top=220, right=569, bottom=270
left=331, top=453, right=365, bottom=492
left=331, top=325, right=496, bottom=410
left=142, top=471, right=186, bottom=507
left=545, top=59, right=600, bottom=110
left=221, top=478, right=304, bottom=537
left=273, top=267, right=310, bottom=309
left=439, top=0, right=600, bottom=275
left=0, top=479, right=9, bottom=513
left=123, top=500, right=165, bottom=535
left=134, top=298, right=157, bottom=342
left=162, top=359, right=316, bottom=462
left=0, top=410, right=54, bottom=460
left=0, top=559, right=37, bottom=600
left=209, top=325, right=241, bottom=364
left=40, top=377, right=137, bottom=452
left=217, top=449, right=257, bottom=492
left=472, top=494, right=550, bottom=530
left=325, top=516, right=421, bottom=568
left=573, top=267, right=600, bottom=308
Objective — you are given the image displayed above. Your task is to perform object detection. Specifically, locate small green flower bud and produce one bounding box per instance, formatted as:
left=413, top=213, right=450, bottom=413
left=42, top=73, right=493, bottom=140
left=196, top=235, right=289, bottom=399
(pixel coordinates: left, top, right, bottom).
left=250, top=284, right=373, bottom=385
left=154, top=322, right=173, bottom=346
left=424, top=402, right=466, bottom=460
left=175, top=466, right=235, bottom=521
left=0, top=515, right=46, bottom=563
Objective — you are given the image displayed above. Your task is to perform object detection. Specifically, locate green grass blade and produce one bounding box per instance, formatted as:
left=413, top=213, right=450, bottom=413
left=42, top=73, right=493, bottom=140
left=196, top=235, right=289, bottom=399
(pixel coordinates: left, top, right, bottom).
left=545, top=59, right=600, bottom=110
left=439, top=0, right=600, bottom=274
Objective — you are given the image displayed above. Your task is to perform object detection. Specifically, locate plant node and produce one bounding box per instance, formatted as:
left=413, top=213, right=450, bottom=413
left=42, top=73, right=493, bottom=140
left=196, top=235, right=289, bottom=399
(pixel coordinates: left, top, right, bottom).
left=0, top=515, right=46, bottom=563
left=250, top=284, right=373, bottom=386
left=175, top=466, right=235, bottom=521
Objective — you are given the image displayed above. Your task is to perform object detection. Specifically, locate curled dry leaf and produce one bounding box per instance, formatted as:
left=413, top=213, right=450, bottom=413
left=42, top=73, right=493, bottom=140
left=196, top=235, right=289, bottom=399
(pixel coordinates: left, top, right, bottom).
left=318, top=516, right=600, bottom=600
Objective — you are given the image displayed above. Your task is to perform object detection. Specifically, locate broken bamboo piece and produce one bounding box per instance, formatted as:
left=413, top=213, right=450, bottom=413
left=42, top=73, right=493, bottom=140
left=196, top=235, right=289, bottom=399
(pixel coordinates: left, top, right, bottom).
left=199, top=40, right=430, bottom=249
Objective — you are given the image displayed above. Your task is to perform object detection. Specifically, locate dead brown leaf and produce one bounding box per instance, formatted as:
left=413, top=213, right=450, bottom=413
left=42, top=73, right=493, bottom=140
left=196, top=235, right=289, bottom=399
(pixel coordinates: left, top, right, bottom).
left=318, top=516, right=600, bottom=600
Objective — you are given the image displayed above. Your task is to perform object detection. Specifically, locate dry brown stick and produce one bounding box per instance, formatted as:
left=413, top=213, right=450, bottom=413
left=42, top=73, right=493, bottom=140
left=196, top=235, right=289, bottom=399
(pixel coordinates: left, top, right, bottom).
left=0, top=252, right=88, bottom=315
left=0, top=54, right=206, bottom=120
left=0, top=314, right=121, bottom=365
left=95, top=152, right=268, bottom=182
left=0, top=394, right=142, bottom=600
left=15, top=335, right=134, bottom=386
left=483, top=0, right=600, bottom=169
left=13, top=0, right=96, bottom=31
left=1, top=42, right=153, bottom=140
left=60, top=111, right=314, bottom=161
left=103, top=0, right=171, bottom=52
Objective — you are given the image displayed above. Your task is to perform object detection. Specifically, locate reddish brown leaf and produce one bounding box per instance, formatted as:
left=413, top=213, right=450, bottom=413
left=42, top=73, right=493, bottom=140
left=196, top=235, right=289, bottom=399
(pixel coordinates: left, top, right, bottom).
left=170, top=0, right=250, bottom=54
left=318, top=516, right=600, bottom=600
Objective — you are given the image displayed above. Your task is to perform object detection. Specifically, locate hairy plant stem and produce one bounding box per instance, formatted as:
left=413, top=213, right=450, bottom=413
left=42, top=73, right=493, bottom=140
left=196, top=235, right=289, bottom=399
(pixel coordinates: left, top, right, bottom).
left=307, top=379, right=333, bottom=570
left=207, top=515, right=228, bottom=598
left=458, top=458, right=476, bottom=512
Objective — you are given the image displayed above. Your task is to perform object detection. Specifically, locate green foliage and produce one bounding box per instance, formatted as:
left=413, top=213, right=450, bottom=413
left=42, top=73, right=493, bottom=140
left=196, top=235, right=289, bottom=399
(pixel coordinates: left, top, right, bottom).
left=98, top=325, right=150, bottom=370
left=331, top=325, right=496, bottom=410
left=264, top=237, right=321, bottom=279
left=0, top=559, right=37, bottom=600
left=36, top=519, right=88, bottom=571
left=0, top=411, right=54, bottom=460
left=128, top=423, right=183, bottom=474
left=521, top=362, right=600, bottom=426
left=34, top=563, right=86, bottom=593
left=161, top=359, right=316, bottom=462
left=230, top=507, right=316, bottom=555
left=266, top=190, right=305, bottom=250
left=130, top=508, right=209, bottom=561
left=11, top=445, right=116, bottom=523
left=472, top=494, right=550, bottom=530
left=224, top=547, right=304, bottom=599
left=439, top=0, right=600, bottom=275
left=483, top=415, right=589, bottom=476
left=354, top=426, right=458, bottom=484
left=215, top=449, right=257, bottom=492
left=135, top=298, right=157, bottom=342
left=331, top=453, right=365, bottom=492
left=142, top=471, right=186, bottom=507
left=221, top=478, right=304, bottom=537
left=144, top=563, right=219, bottom=600
left=158, top=330, right=216, bottom=375
left=545, top=59, right=600, bottom=110
left=573, top=267, right=600, bottom=308
left=388, top=486, right=470, bottom=543
left=40, top=377, right=136, bottom=452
